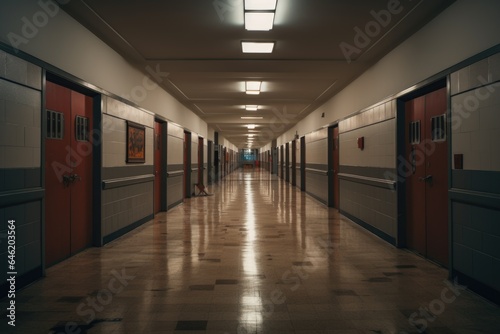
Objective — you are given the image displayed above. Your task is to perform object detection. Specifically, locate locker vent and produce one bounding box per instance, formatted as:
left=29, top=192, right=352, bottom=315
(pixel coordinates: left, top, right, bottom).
left=46, top=110, right=64, bottom=140
left=431, top=114, right=446, bottom=142
left=75, top=116, right=89, bottom=142
left=409, top=121, right=420, bottom=145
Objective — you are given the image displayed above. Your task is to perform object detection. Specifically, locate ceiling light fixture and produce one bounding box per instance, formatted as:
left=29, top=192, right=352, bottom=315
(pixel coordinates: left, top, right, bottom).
left=242, top=41, right=275, bottom=53
left=241, top=116, right=263, bottom=120
left=247, top=124, right=257, bottom=129
left=245, top=105, right=259, bottom=111
left=246, top=81, right=261, bottom=90
left=244, top=0, right=277, bottom=10
left=245, top=81, right=262, bottom=95
left=245, top=12, right=275, bottom=31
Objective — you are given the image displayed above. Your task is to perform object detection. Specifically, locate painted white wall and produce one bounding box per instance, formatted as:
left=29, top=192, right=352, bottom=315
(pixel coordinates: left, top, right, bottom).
left=305, top=128, right=328, bottom=165
left=191, top=133, right=199, bottom=164
left=207, top=126, right=216, bottom=142
left=218, top=133, right=238, bottom=152
left=273, top=0, right=500, bottom=145
left=260, top=143, right=273, bottom=153
left=167, top=123, right=184, bottom=166
left=452, top=85, right=500, bottom=172
left=0, top=0, right=214, bottom=140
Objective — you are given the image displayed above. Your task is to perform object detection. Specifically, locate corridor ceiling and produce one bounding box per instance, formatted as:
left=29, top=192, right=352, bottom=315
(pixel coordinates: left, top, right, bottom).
left=61, top=0, right=454, bottom=149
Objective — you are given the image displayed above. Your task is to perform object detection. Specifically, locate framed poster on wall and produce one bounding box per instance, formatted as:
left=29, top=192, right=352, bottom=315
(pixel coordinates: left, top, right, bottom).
left=126, top=121, right=146, bottom=163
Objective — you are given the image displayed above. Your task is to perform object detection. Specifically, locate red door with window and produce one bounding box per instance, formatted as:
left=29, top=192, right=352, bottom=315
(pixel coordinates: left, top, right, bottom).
left=45, top=82, right=93, bottom=266
left=405, top=87, right=448, bottom=266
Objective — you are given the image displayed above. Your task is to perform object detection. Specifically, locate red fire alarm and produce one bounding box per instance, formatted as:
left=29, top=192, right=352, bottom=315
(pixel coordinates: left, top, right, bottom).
left=357, top=137, right=364, bottom=150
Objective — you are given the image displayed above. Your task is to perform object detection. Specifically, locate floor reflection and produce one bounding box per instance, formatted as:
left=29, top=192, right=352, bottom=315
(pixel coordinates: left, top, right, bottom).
left=1, top=168, right=499, bottom=334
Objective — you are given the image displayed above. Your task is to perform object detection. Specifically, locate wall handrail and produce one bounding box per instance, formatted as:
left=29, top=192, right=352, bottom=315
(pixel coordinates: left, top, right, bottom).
left=305, top=167, right=328, bottom=176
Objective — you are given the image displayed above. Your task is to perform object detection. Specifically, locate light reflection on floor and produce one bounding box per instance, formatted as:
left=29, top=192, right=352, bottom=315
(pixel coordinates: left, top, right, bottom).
left=1, top=168, right=499, bottom=333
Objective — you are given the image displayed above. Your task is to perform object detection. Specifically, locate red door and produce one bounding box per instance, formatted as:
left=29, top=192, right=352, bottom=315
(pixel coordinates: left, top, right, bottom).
left=333, top=126, right=340, bottom=209
left=154, top=121, right=162, bottom=214
left=406, top=87, right=448, bottom=266
left=280, top=146, right=284, bottom=179
left=291, top=140, right=296, bottom=186
left=198, top=138, right=202, bottom=183
left=184, top=133, right=188, bottom=198
left=45, top=82, right=93, bottom=267
left=224, top=148, right=228, bottom=176
left=424, top=88, right=448, bottom=265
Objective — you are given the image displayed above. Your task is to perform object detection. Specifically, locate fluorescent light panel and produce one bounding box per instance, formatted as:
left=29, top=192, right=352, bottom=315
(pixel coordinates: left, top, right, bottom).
left=246, top=81, right=261, bottom=91
left=245, top=105, right=259, bottom=111
left=245, top=12, right=275, bottom=31
left=241, top=116, right=263, bottom=120
left=245, top=81, right=262, bottom=95
left=242, top=42, right=274, bottom=53
left=247, top=124, right=256, bottom=129
left=245, top=0, right=277, bottom=10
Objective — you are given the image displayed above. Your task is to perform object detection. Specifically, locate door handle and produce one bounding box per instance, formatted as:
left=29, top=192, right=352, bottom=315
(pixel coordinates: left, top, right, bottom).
left=419, top=175, right=433, bottom=182
left=70, top=174, right=81, bottom=183
left=63, top=174, right=72, bottom=187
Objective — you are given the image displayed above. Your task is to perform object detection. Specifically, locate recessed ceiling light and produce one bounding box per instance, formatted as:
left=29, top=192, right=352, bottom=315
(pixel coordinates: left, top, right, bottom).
left=245, top=81, right=262, bottom=95
left=246, top=81, right=261, bottom=91
left=241, top=116, right=263, bottom=120
left=248, top=134, right=255, bottom=137
left=245, top=12, right=275, bottom=31
left=246, top=105, right=259, bottom=111
left=247, top=124, right=257, bottom=129
left=242, top=41, right=275, bottom=53
left=245, top=0, right=277, bottom=10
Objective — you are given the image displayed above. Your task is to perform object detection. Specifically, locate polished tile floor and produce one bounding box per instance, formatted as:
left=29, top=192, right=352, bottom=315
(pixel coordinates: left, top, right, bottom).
left=2, top=169, right=500, bottom=333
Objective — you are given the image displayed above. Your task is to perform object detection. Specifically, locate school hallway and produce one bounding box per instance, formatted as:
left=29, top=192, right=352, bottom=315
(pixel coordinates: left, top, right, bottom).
left=1, top=168, right=499, bottom=334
